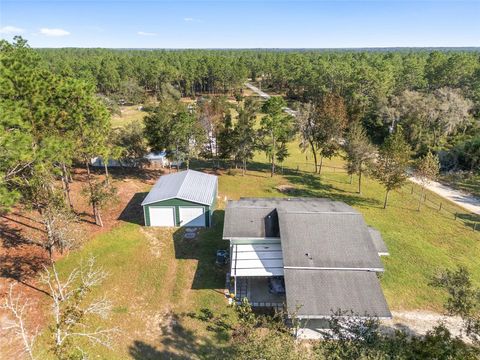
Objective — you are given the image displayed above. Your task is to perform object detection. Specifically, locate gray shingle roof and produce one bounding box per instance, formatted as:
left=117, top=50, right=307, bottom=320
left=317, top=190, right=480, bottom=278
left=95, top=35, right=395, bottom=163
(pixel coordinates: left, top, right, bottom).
left=141, top=170, right=217, bottom=206
left=223, top=197, right=357, bottom=239
left=284, top=269, right=391, bottom=318
left=223, top=197, right=391, bottom=318
left=230, top=197, right=356, bottom=213
left=278, top=211, right=384, bottom=270
left=222, top=207, right=279, bottom=238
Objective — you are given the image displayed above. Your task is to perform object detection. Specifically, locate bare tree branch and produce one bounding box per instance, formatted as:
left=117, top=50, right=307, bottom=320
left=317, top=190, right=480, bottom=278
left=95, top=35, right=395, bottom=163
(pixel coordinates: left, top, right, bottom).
left=1, top=284, right=37, bottom=360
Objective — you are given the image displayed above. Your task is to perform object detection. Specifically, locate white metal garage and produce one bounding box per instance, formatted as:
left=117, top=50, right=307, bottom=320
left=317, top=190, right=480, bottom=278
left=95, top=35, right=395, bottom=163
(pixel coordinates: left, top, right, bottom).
left=179, top=207, right=205, bottom=227
left=141, top=170, right=218, bottom=227
left=148, top=207, right=175, bottom=227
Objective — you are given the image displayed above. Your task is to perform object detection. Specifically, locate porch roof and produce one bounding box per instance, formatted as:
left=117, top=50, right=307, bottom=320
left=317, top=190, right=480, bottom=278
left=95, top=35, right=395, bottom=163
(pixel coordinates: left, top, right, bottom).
left=231, top=244, right=284, bottom=277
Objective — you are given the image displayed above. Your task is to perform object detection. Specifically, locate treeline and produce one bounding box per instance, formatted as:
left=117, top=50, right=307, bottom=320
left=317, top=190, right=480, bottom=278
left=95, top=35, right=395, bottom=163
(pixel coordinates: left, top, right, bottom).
left=37, top=47, right=480, bottom=168
left=37, top=48, right=250, bottom=99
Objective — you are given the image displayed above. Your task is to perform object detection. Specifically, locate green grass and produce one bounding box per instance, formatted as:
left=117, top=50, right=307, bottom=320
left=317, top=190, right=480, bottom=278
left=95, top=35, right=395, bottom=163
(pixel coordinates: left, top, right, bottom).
left=36, top=141, right=480, bottom=358
left=111, top=105, right=147, bottom=128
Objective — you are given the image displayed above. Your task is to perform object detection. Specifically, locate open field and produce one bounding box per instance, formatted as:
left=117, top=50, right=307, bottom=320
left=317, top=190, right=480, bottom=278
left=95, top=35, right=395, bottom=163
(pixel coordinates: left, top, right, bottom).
left=111, top=105, right=148, bottom=128
left=2, top=142, right=480, bottom=358
left=20, top=147, right=480, bottom=359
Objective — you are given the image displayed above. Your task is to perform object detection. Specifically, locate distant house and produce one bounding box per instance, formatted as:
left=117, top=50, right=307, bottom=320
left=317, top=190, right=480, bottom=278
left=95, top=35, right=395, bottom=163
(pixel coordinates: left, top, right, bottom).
left=141, top=170, right=218, bottom=227
left=145, top=151, right=170, bottom=168
left=91, top=151, right=181, bottom=169
left=223, top=197, right=391, bottom=338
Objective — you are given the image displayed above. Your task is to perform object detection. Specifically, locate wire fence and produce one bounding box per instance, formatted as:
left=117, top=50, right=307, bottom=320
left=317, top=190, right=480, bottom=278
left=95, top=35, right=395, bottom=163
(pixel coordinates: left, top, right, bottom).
left=194, top=157, right=480, bottom=232
left=283, top=161, right=480, bottom=232
left=399, top=183, right=480, bottom=232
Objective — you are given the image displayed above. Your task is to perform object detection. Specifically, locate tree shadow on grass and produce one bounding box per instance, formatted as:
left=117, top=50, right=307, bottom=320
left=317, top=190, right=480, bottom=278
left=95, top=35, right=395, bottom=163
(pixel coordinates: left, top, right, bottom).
left=118, top=192, right=148, bottom=225
left=172, top=210, right=228, bottom=291
left=283, top=171, right=381, bottom=208
left=128, top=312, right=228, bottom=360
left=190, top=158, right=273, bottom=176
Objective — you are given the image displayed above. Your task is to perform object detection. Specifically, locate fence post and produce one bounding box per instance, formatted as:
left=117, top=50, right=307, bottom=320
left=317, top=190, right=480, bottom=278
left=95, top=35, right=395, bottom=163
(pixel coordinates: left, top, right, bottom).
left=411, top=186, right=414, bottom=195
left=454, top=212, right=457, bottom=221
left=439, top=202, right=442, bottom=212
left=474, top=222, right=477, bottom=232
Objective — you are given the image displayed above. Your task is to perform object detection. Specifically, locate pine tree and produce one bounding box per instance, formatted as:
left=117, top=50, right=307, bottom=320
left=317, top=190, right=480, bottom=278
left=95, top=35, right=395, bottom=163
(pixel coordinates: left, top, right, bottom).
left=374, top=129, right=412, bottom=209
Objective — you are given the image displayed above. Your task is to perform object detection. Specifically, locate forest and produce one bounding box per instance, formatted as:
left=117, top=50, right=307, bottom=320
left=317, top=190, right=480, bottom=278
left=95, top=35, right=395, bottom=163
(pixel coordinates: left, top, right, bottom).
left=36, top=46, right=480, bottom=171
left=2, top=37, right=480, bottom=359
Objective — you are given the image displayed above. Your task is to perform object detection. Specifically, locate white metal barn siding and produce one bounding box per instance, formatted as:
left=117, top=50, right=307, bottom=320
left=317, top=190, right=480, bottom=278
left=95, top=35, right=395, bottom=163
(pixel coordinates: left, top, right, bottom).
left=149, top=207, right=175, bottom=226
left=179, top=207, right=205, bottom=227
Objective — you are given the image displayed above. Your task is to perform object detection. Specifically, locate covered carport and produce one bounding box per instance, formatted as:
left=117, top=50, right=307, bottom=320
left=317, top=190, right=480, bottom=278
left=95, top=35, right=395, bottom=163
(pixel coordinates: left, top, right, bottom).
left=230, top=243, right=284, bottom=298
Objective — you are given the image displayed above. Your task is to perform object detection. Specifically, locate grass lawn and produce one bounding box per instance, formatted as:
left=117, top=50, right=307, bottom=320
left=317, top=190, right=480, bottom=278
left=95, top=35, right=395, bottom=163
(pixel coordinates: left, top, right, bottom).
left=35, top=142, right=480, bottom=358
left=111, top=105, right=147, bottom=128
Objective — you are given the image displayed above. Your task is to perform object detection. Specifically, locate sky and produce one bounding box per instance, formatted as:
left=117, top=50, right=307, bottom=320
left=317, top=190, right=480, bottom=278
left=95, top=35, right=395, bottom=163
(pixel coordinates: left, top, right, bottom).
left=1, top=0, right=479, bottom=48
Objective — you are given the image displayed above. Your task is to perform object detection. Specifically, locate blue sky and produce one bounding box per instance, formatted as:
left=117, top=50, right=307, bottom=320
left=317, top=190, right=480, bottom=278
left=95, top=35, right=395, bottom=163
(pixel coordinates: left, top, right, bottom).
left=1, top=1, right=479, bottom=48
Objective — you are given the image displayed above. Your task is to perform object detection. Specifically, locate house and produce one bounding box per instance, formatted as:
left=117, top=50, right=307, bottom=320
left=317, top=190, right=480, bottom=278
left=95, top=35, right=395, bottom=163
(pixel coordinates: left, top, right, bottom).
left=145, top=151, right=182, bottom=169
left=141, top=170, right=217, bottom=227
left=223, top=197, right=391, bottom=338
left=90, top=157, right=135, bottom=168
left=91, top=151, right=181, bottom=170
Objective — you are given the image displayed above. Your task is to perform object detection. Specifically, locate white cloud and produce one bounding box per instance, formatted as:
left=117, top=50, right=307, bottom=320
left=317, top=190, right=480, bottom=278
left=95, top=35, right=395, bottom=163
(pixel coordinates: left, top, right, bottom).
left=0, top=26, right=25, bottom=34
left=137, top=31, right=157, bottom=36
left=40, top=28, right=70, bottom=37
left=184, top=17, right=202, bottom=23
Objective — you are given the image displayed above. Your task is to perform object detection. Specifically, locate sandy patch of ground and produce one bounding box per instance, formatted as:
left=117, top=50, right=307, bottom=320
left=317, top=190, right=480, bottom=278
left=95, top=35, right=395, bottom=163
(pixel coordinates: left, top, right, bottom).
left=382, top=310, right=466, bottom=339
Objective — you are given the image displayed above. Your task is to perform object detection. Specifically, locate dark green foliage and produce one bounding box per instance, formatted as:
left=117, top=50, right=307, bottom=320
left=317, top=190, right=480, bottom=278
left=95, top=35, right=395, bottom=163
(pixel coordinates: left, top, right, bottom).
left=317, top=316, right=477, bottom=360
left=443, top=136, right=480, bottom=171
left=217, top=99, right=258, bottom=173
left=259, top=97, right=295, bottom=176
left=111, top=122, right=149, bottom=166
left=144, top=99, right=205, bottom=169
left=431, top=267, right=480, bottom=345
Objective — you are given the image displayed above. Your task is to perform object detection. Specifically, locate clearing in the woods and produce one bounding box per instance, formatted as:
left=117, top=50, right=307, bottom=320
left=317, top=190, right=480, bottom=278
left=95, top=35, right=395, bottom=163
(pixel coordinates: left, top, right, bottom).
left=1, top=122, right=479, bottom=359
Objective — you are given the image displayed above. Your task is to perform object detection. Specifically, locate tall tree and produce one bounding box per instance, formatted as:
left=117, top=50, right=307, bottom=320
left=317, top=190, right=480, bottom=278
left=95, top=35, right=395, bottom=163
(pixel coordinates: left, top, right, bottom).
left=111, top=122, right=149, bottom=167
left=297, top=94, right=348, bottom=174
left=0, top=38, right=82, bottom=256
left=61, top=79, right=113, bottom=227
left=234, top=99, right=258, bottom=174
left=414, top=151, right=440, bottom=211
left=259, top=97, right=294, bottom=177
left=144, top=100, right=205, bottom=169
left=343, top=122, right=376, bottom=194
left=374, top=129, right=412, bottom=209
